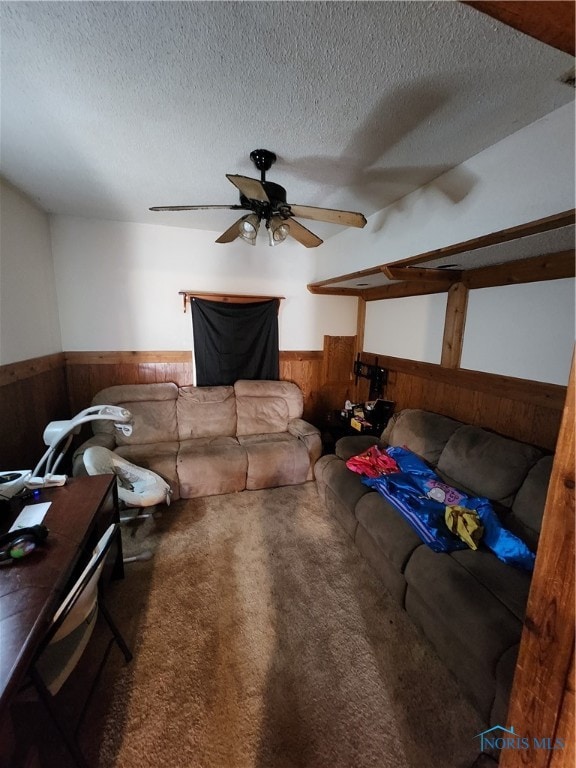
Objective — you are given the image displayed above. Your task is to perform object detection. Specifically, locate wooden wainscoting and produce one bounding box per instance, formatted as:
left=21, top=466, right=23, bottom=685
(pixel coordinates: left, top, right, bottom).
left=64, top=351, right=195, bottom=415
left=2, top=345, right=565, bottom=473
left=279, top=351, right=324, bottom=422
left=357, top=352, right=566, bottom=451
left=0, top=353, right=69, bottom=470
left=65, top=350, right=326, bottom=423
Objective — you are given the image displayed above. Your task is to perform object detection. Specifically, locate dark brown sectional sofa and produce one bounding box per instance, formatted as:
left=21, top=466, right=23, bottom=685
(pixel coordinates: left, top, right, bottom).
left=314, top=408, right=552, bottom=727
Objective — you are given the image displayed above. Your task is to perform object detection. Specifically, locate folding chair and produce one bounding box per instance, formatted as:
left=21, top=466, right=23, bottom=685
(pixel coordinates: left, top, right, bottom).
left=26, top=523, right=132, bottom=768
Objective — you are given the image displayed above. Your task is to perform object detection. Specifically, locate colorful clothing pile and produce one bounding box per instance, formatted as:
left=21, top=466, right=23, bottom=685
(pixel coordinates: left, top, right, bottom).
left=348, top=445, right=535, bottom=571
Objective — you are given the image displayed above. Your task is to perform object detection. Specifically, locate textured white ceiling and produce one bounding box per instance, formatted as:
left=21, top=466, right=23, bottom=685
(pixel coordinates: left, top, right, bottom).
left=0, top=1, right=573, bottom=242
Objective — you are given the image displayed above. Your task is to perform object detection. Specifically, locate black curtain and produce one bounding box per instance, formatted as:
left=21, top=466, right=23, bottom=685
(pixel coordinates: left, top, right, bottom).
left=191, top=298, right=279, bottom=386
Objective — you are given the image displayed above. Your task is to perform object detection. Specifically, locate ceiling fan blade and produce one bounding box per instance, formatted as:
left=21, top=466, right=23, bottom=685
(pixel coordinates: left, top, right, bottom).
left=285, top=218, right=323, bottom=248
left=215, top=216, right=246, bottom=244
left=289, top=204, right=367, bottom=228
left=149, top=205, right=244, bottom=212
left=226, top=174, right=270, bottom=202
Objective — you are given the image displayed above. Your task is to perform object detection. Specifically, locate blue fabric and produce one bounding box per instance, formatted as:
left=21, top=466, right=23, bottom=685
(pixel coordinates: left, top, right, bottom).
left=362, top=446, right=535, bottom=571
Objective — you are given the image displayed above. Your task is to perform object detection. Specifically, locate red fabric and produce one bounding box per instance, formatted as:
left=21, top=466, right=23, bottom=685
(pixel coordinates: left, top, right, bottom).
left=345, top=445, right=400, bottom=478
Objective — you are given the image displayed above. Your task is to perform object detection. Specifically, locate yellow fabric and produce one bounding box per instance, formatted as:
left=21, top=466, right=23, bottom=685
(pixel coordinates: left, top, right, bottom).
left=445, top=505, right=484, bottom=550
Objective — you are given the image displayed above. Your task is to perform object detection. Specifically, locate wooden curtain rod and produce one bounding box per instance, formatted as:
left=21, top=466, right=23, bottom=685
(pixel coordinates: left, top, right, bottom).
left=179, top=291, right=285, bottom=313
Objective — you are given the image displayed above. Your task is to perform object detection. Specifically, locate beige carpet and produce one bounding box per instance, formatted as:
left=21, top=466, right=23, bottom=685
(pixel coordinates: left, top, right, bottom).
left=83, top=482, right=484, bottom=768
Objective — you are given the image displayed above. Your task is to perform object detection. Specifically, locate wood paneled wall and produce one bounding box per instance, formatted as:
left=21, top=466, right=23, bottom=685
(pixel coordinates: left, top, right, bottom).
left=64, top=351, right=195, bottom=416
left=357, top=352, right=566, bottom=451
left=500, top=360, right=575, bottom=768
left=64, top=350, right=326, bottom=423
left=1, top=343, right=566, bottom=473
left=0, top=354, right=69, bottom=470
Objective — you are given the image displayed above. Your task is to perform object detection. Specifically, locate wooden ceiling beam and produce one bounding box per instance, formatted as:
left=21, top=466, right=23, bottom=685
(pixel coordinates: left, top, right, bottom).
left=307, top=285, right=362, bottom=297
left=463, top=1, right=575, bottom=56
left=361, top=281, right=450, bottom=302
left=381, top=266, right=463, bottom=283
left=463, top=250, right=575, bottom=289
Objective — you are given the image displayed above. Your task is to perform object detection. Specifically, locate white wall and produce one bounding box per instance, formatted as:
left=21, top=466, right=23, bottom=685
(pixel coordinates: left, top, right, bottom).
left=50, top=216, right=358, bottom=352
left=0, top=179, right=62, bottom=364
left=321, top=103, right=575, bottom=385
left=364, top=294, right=447, bottom=364
left=461, top=279, right=575, bottom=385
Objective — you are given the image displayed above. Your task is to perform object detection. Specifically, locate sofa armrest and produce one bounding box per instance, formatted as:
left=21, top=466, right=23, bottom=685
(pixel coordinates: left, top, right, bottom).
left=335, top=435, right=385, bottom=461
left=72, top=433, right=117, bottom=477
left=288, top=418, right=320, bottom=439
left=288, top=418, right=322, bottom=477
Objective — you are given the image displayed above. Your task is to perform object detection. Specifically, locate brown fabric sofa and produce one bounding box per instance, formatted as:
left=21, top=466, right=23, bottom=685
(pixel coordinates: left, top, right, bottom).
left=73, top=380, right=321, bottom=500
left=314, top=408, right=552, bottom=727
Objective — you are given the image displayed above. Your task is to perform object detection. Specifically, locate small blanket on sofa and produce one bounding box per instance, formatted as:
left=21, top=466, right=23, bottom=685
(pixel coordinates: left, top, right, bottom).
left=360, top=446, right=535, bottom=571
left=345, top=445, right=399, bottom=477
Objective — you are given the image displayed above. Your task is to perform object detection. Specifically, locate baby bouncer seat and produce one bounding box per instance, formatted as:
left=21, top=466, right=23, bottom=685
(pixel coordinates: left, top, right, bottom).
left=83, top=446, right=171, bottom=509
left=83, top=447, right=171, bottom=563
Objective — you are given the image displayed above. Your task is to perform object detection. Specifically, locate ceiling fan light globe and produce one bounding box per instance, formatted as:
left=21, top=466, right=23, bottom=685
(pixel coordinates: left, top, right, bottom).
left=239, top=214, right=260, bottom=243
left=273, top=224, right=289, bottom=243
left=268, top=217, right=289, bottom=246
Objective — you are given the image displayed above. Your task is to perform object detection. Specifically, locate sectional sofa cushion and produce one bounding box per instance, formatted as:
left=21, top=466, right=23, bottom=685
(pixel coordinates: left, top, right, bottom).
left=508, top=455, right=553, bottom=551
left=381, top=409, right=462, bottom=464
left=92, top=383, right=179, bottom=445
left=354, top=492, right=422, bottom=571
left=404, top=546, right=526, bottom=722
left=238, top=432, right=311, bottom=489
left=436, top=426, right=543, bottom=504
left=177, top=385, right=237, bottom=439
left=177, top=436, right=248, bottom=497
left=236, top=395, right=289, bottom=435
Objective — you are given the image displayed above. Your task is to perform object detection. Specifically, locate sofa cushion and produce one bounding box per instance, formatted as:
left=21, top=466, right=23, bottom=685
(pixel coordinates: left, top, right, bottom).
left=238, top=433, right=310, bottom=489
left=234, top=380, right=303, bottom=420
left=354, top=492, right=423, bottom=571
left=177, top=437, right=247, bottom=498
left=93, top=382, right=178, bottom=407
left=116, top=399, right=179, bottom=446
left=335, top=435, right=381, bottom=461
left=404, top=546, right=525, bottom=720
left=236, top=395, right=289, bottom=436
left=405, top=547, right=525, bottom=661
left=318, top=458, right=373, bottom=512
left=449, top=549, right=531, bottom=622
left=92, top=383, right=179, bottom=443
left=404, top=586, right=496, bottom=722
left=177, top=385, right=236, bottom=439
left=437, top=426, right=543, bottom=504
left=381, top=409, right=462, bottom=465
left=508, top=455, right=553, bottom=550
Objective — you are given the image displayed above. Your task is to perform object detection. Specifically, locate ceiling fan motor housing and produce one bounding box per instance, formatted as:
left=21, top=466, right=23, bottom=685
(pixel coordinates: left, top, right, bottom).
left=249, top=149, right=277, bottom=174
left=240, top=180, right=290, bottom=219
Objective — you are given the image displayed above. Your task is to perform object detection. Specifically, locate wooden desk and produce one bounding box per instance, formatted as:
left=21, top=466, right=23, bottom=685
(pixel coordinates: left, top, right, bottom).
left=0, top=475, right=121, bottom=742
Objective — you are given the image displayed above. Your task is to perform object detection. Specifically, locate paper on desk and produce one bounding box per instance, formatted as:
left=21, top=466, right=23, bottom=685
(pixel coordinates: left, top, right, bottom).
left=9, top=502, right=51, bottom=531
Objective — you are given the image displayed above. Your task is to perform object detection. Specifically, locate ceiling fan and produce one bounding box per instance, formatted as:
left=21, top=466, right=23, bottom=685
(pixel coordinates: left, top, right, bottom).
left=150, top=149, right=367, bottom=248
